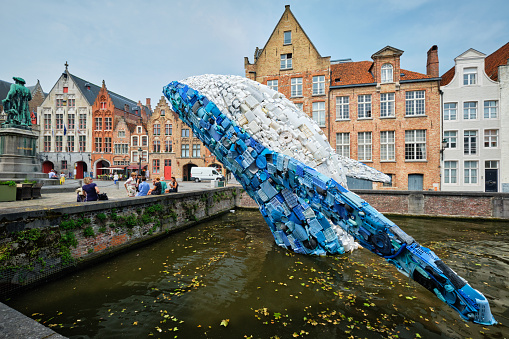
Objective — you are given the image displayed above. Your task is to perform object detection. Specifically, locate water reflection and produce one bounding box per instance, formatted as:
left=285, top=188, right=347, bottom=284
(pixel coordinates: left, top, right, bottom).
left=5, top=211, right=509, bottom=338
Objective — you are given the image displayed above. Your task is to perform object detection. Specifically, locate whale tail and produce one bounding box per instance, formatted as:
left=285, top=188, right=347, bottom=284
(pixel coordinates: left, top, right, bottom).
left=163, top=78, right=496, bottom=326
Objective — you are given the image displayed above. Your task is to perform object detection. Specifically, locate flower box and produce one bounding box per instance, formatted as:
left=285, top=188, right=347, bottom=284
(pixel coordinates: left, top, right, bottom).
left=0, top=182, right=17, bottom=202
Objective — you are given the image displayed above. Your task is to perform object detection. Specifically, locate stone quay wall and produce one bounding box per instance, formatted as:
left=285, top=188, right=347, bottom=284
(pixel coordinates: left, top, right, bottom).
left=237, top=189, right=509, bottom=219
left=0, top=188, right=240, bottom=298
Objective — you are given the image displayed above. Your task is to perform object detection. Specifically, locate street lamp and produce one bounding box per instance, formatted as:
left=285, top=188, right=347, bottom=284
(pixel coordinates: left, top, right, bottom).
left=138, top=146, right=142, bottom=176
left=440, top=138, right=447, bottom=161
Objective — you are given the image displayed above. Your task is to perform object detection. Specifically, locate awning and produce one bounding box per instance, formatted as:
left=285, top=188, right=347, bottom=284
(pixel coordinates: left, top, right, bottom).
left=98, top=167, right=126, bottom=171
left=126, top=164, right=142, bottom=170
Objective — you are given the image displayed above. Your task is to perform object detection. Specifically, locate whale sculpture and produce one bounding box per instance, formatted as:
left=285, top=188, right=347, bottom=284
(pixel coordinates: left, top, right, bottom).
left=163, top=74, right=496, bottom=325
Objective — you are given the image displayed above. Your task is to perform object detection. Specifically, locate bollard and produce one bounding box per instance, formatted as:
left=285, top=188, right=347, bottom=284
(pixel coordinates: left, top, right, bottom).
left=116, top=182, right=119, bottom=190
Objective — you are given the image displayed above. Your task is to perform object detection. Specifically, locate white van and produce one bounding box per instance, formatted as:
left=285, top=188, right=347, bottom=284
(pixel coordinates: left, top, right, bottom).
left=190, top=167, right=224, bottom=182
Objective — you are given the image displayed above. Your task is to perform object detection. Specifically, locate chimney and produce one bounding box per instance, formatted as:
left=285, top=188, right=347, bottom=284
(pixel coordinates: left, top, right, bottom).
left=426, top=45, right=439, bottom=77
left=146, top=98, right=151, bottom=110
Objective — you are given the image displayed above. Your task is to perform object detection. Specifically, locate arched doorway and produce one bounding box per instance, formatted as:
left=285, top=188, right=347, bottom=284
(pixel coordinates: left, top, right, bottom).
left=95, top=160, right=110, bottom=178
left=182, top=163, right=197, bottom=181
left=42, top=161, right=54, bottom=173
left=75, top=161, right=87, bottom=179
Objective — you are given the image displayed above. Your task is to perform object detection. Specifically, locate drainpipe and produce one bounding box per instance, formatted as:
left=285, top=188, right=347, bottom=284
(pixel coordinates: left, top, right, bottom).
left=439, top=86, right=443, bottom=191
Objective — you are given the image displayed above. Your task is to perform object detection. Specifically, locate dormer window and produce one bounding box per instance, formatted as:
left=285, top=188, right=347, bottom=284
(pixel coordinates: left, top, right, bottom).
left=463, top=67, right=477, bottom=85
left=284, top=31, right=291, bottom=45
left=381, top=63, right=393, bottom=83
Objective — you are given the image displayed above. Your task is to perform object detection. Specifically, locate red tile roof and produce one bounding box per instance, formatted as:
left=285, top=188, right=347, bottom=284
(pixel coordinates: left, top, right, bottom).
left=441, top=42, right=509, bottom=86
left=330, top=61, right=435, bottom=87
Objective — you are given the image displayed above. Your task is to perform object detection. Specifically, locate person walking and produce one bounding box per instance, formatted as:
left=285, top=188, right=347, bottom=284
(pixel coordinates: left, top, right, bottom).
left=136, top=176, right=150, bottom=196
left=82, top=177, right=100, bottom=202
left=59, top=172, right=66, bottom=185
left=124, top=172, right=137, bottom=197
left=113, top=173, right=119, bottom=185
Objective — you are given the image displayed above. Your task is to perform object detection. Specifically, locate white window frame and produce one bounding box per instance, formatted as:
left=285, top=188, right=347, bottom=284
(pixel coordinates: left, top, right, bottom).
left=312, top=75, right=325, bottom=95
left=463, top=102, right=477, bottom=120
left=336, top=133, right=350, bottom=157
left=181, top=144, right=190, bottom=157
left=464, top=161, right=478, bottom=184
left=405, top=130, right=426, bottom=160
left=283, top=31, right=291, bottom=45
left=444, top=131, right=457, bottom=149
left=484, top=100, right=498, bottom=119
left=267, top=80, right=278, bottom=92
left=444, top=103, right=457, bottom=121
left=357, top=132, right=372, bottom=161
left=463, top=130, right=477, bottom=155
left=280, top=53, right=292, bottom=70
left=291, top=78, right=302, bottom=97
left=463, top=67, right=477, bottom=85
left=357, top=94, right=372, bottom=119
left=380, top=131, right=395, bottom=161
left=405, top=90, right=425, bottom=116
left=444, top=161, right=457, bottom=184
left=380, top=93, right=395, bottom=118
left=312, top=102, right=325, bottom=127
left=192, top=144, right=201, bottom=158
left=95, top=117, right=102, bottom=131
left=336, top=96, right=349, bottom=120
left=484, top=129, right=498, bottom=148
left=381, top=63, right=393, bottom=83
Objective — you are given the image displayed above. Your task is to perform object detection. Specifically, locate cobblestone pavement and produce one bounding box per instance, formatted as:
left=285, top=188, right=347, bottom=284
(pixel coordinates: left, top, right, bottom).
left=0, top=178, right=240, bottom=212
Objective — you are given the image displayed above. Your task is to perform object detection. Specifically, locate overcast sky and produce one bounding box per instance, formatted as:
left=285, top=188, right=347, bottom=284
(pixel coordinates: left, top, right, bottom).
left=1, top=0, right=508, bottom=104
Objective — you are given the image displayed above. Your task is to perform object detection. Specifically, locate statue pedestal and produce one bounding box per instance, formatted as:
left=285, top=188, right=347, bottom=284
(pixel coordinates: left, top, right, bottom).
left=0, top=128, right=42, bottom=174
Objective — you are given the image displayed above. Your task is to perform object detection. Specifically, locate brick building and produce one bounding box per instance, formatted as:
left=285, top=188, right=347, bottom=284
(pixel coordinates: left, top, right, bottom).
left=147, top=97, right=221, bottom=181
left=244, top=5, right=442, bottom=190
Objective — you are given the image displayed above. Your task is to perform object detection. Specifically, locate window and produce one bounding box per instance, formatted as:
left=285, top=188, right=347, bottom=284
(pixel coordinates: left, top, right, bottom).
left=142, top=136, right=148, bottom=147
left=444, top=103, right=457, bottom=120
left=95, top=117, right=102, bottom=130
left=192, top=144, right=201, bottom=157
left=114, top=144, right=129, bottom=154
left=444, top=161, right=457, bottom=184
left=164, top=159, right=172, bottom=167
left=55, top=136, right=63, bottom=152
left=463, top=67, right=477, bottom=85
left=44, top=136, right=51, bottom=152
left=63, top=87, right=68, bottom=93
left=281, top=53, right=292, bottom=70
left=484, top=101, right=498, bottom=119
left=137, top=126, right=142, bottom=134
left=464, top=161, right=478, bottom=184
left=463, top=102, right=477, bottom=120
left=68, top=114, right=75, bottom=130
left=161, top=109, right=165, bottom=116
left=182, top=129, right=190, bottom=138
left=56, top=98, right=63, bottom=107
left=291, top=78, right=302, bottom=97
left=380, top=93, right=395, bottom=117
left=95, top=137, right=102, bottom=152
left=336, top=133, right=350, bottom=157
left=381, top=63, right=393, bottom=83
left=79, top=136, right=86, bottom=152
left=54, top=114, right=62, bottom=129
left=405, top=90, right=425, bottom=116
left=165, top=140, right=173, bottom=152
left=44, top=114, right=51, bottom=130
left=267, top=80, right=278, bottom=92
left=118, top=130, right=125, bottom=138
left=132, top=136, right=138, bottom=147
left=104, top=137, right=111, bottom=153
left=68, top=98, right=75, bottom=108
left=383, top=174, right=393, bottom=187
left=464, top=130, right=477, bottom=155
left=79, top=114, right=86, bottom=129
left=284, top=31, right=291, bottom=44
left=153, top=123, right=160, bottom=136
left=405, top=130, right=426, bottom=160
left=336, top=96, right=349, bottom=120
left=67, top=136, right=74, bottom=152
left=105, top=117, right=112, bottom=130
left=312, top=76, right=325, bottom=95
left=165, top=123, right=172, bottom=135
left=181, top=144, right=189, bottom=157
left=312, top=102, right=325, bottom=127
left=485, top=160, right=498, bottom=169
left=132, top=151, right=139, bottom=162
left=357, top=95, right=372, bottom=119
left=100, top=101, right=106, bottom=109
left=484, top=129, right=498, bottom=148
left=152, top=159, right=160, bottom=174
left=357, top=132, right=372, bottom=161
left=380, top=131, right=395, bottom=161
left=153, top=140, right=161, bottom=152
left=141, top=151, right=148, bottom=162
left=61, top=160, right=67, bottom=170
left=444, top=131, right=457, bottom=148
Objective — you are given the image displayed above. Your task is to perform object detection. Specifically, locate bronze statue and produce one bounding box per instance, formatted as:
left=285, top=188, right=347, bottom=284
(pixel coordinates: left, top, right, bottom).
left=2, top=77, right=32, bottom=129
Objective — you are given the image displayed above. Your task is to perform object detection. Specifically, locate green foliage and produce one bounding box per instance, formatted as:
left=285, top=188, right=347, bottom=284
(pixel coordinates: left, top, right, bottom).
left=0, top=180, right=16, bottom=187
left=98, top=226, right=107, bottom=233
left=168, top=210, right=178, bottom=221
left=59, top=245, right=73, bottom=266
left=88, top=248, right=94, bottom=254
left=16, top=228, right=42, bottom=242
left=60, top=217, right=90, bottom=230
left=60, top=231, right=78, bottom=248
left=141, top=214, right=153, bottom=225
left=146, top=204, right=163, bottom=214
left=96, top=213, right=107, bottom=222
left=125, top=214, right=137, bottom=228
left=83, top=226, right=95, bottom=238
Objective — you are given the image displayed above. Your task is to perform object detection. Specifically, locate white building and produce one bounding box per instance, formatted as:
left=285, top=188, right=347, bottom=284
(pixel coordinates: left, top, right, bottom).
left=441, top=43, right=509, bottom=192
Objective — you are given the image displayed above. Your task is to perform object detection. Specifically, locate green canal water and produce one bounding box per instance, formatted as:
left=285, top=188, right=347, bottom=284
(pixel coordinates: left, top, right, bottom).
left=5, top=210, right=509, bottom=338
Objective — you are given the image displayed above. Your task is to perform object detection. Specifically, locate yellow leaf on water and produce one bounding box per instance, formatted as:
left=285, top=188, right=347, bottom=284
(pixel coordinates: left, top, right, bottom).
left=220, top=319, right=229, bottom=327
